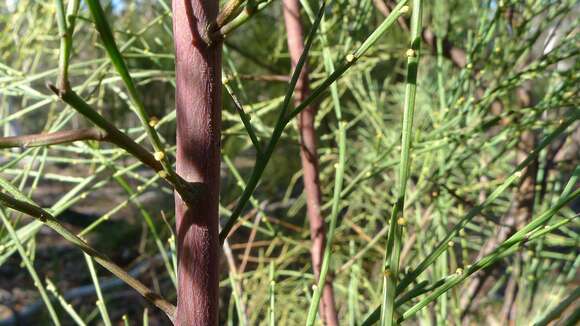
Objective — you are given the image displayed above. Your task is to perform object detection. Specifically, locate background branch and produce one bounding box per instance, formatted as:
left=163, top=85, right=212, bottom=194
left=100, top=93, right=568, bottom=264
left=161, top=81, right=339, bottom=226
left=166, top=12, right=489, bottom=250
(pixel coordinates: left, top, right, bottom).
left=0, top=128, right=107, bottom=149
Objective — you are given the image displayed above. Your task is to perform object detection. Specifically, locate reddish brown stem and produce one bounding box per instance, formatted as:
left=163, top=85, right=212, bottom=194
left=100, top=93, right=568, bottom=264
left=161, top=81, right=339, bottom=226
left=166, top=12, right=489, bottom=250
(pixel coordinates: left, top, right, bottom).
left=282, top=0, right=339, bottom=325
left=172, top=0, right=222, bottom=325
left=421, top=29, right=468, bottom=69
left=0, top=128, right=108, bottom=149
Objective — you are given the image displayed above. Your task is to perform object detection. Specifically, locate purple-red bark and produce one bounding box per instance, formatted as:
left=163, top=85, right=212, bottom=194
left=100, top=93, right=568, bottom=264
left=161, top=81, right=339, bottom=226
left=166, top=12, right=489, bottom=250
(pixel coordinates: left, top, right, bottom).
left=282, top=0, right=339, bottom=325
left=172, top=0, right=222, bottom=325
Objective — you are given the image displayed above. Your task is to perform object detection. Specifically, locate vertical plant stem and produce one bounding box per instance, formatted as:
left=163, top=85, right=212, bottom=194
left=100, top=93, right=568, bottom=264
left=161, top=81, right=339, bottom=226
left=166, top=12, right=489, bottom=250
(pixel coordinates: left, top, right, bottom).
left=172, top=0, right=222, bottom=324
left=434, top=35, right=449, bottom=324
left=54, top=0, right=67, bottom=88
left=54, top=0, right=80, bottom=90
left=306, top=121, right=346, bottom=326
left=45, top=278, right=86, bottom=326
left=0, top=210, right=61, bottom=326
left=348, top=240, right=359, bottom=325
left=223, top=238, right=248, bottom=325
left=84, top=253, right=113, bottom=326
left=282, top=0, right=338, bottom=324
left=380, top=1, right=422, bottom=325
left=269, top=261, right=276, bottom=326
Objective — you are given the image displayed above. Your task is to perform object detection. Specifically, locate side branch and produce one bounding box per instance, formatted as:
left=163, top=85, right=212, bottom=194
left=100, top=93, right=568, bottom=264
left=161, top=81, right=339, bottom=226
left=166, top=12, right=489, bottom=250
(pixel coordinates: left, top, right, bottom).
left=47, top=84, right=201, bottom=206
left=213, top=0, right=245, bottom=30
left=208, top=0, right=274, bottom=42
left=0, top=191, right=177, bottom=321
left=0, top=128, right=107, bottom=149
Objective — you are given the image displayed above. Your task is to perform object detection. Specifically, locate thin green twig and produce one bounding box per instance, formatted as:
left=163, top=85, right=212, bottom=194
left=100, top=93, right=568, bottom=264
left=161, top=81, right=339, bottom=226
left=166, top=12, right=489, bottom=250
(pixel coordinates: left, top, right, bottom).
left=380, top=1, right=421, bottom=325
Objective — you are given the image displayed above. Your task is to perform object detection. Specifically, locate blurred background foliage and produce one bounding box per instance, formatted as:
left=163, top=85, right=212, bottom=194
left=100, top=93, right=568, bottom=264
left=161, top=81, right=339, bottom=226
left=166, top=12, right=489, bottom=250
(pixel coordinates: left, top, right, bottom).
left=0, top=0, right=578, bottom=325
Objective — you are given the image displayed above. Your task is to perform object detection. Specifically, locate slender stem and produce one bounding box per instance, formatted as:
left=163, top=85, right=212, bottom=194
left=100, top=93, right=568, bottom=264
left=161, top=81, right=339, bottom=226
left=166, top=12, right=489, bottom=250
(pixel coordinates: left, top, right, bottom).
left=54, top=0, right=68, bottom=90
left=436, top=37, right=447, bottom=111
left=235, top=74, right=290, bottom=82
left=84, top=253, right=113, bottom=326
left=0, top=128, right=107, bottom=149
left=269, top=261, right=276, bottom=326
left=305, top=122, right=346, bottom=326
left=0, top=192, right=177, bottom=321
left=380, top=1, right=422, bottom=325
left=224, top=81, right=262, bottom=154
left=47, top=85, right=200, bottom=206
left=282, top=0, right=338, bottom=324
left=433, top=35, right=449, bottom=323
left=0, top=211, right=62, bottom=326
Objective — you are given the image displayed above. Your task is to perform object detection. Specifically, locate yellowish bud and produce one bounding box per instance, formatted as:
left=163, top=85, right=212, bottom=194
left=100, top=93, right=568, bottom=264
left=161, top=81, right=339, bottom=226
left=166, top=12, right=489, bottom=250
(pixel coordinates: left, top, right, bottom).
left=346, top=53, right=356, bottom=63
left=149, top=116, right=159, bottom=127
left=154, top=151, right=165, bottom=161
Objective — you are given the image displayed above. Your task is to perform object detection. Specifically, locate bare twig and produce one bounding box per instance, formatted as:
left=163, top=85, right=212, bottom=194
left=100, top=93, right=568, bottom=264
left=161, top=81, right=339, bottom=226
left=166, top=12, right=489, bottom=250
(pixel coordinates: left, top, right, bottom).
left=0, top=128, right=107, bottom=149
